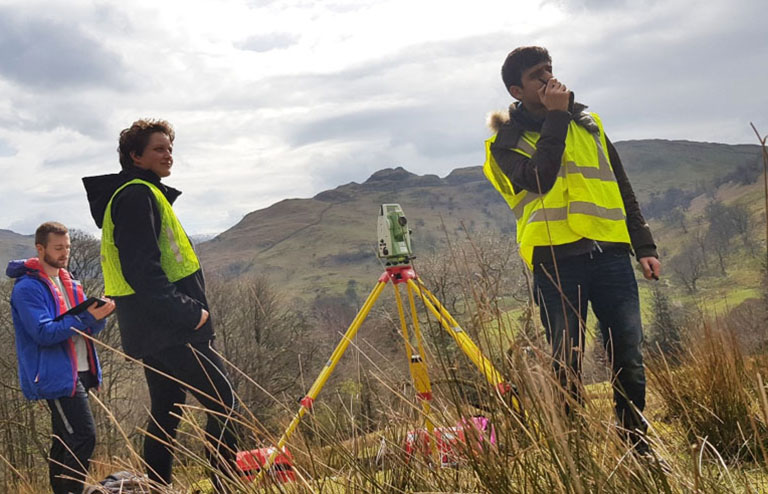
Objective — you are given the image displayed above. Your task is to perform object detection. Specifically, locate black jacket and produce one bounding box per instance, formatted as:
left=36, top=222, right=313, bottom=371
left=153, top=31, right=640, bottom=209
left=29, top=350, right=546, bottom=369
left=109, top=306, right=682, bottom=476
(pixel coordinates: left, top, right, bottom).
left=82, top=167, right=213, bottom=358
left=488, top=102, right=658, bottom=264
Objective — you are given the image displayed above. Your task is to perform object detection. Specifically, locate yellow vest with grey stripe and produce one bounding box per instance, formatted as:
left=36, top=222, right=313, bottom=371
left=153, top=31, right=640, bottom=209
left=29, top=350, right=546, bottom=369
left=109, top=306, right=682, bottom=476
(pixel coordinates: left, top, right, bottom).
left=101, top=179, right=201, bottom=296
left=483, top=112, right=630, bottom=269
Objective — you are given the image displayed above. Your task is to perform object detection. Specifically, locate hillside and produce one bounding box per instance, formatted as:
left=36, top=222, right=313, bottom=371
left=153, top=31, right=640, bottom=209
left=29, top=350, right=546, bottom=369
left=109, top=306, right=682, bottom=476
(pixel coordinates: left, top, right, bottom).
left=198, top=166, right=515, bottom=296
left=615, top=140, right=762, bottom=199
left=0, top=230, right=34, bottom=271
left=198, top=139, right=763, bottom=297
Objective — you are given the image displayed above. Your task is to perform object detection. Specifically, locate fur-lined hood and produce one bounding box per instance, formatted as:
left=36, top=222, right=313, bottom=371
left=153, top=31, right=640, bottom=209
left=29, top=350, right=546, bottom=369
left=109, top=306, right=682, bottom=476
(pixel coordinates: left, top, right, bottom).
left=486, top=102, right=599, bottom=135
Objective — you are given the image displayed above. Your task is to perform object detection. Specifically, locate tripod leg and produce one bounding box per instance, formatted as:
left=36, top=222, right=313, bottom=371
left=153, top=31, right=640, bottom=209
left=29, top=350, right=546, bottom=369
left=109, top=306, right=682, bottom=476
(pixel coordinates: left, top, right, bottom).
left=407, top=279, right=523, bottom=415
left=255, top=279, right=387, bottom=483
left=393, top=283, right=434, bottom=432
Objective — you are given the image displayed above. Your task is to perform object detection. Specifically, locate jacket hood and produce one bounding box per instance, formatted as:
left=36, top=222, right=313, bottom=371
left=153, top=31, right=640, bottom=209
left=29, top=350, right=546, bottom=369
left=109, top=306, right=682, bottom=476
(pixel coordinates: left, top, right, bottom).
left=6, top=258, right=41, bottom=279
left=486, top=102, right=597, bottom=134
left=6, top=258, right=73, bottom=283
left=82, top=167, right=181, bottom=228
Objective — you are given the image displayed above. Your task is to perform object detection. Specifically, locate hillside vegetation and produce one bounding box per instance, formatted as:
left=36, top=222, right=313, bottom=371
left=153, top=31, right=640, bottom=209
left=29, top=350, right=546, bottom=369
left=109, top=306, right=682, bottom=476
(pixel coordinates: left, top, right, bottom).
left=197, top=139, right=763, bottom=298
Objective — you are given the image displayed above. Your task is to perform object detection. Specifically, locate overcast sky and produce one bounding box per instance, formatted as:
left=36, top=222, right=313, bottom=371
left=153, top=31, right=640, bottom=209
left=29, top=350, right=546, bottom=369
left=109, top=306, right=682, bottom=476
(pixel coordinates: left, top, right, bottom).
left=0, top=0, right=765, bottom=235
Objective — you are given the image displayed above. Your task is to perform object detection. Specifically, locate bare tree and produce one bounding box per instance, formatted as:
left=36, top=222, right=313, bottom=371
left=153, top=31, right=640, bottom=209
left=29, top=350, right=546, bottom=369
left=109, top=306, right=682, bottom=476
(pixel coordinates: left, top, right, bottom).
left=662, top=207, right=688, bottom=234
left=67, top=229, right=103, bottom=293
left=206, top=275, right=320, bottom=424
left=0, top=280, right=53, bottom=490
left=729, top=203, right=754, bottom=253
left=690, top=216, right=711, bottom=271
left=671, top=242, right=705, bottom=293
left=704, top=201, right=754, bottom=274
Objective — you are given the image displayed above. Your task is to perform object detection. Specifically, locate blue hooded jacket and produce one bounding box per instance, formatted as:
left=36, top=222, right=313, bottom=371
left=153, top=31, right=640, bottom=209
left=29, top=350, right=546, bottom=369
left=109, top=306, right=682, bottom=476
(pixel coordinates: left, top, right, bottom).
left=7, top=258, right=104, bottom=400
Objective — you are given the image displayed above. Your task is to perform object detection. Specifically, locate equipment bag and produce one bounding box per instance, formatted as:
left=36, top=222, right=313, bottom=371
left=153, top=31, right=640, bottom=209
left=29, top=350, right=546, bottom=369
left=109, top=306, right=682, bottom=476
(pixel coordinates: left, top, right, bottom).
left=83, top=471, right=152, bottom=494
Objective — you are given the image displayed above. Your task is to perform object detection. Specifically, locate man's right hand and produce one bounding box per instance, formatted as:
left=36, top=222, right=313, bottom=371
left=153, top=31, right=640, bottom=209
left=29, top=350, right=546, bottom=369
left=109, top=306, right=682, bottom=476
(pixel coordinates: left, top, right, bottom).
left=538, top=77, right=571, bottom=112
left=87, top=298, right=116, bottom=320
left=195, top=309, right=209, bottom=330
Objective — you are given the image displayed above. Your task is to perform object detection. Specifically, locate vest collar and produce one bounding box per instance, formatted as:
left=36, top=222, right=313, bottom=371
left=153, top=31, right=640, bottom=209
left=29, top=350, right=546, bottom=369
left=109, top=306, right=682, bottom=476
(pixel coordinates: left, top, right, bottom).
left=122, top=167, right=182, bottom=204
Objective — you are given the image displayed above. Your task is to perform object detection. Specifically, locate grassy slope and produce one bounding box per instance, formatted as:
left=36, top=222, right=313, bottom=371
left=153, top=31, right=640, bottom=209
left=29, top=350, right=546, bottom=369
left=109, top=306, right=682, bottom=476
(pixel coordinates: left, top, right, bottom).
left=199, top=167, right=515, bottom=297
left=198, top=140, right=763, bottom=299
left=615, top=139, right=762, bottom=199
left=0, top=229, right=34, bottom=269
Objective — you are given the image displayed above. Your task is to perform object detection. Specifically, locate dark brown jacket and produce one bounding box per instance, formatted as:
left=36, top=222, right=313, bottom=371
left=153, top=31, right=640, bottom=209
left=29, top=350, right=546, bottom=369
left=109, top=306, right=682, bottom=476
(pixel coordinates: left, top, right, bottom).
left=488, top=102, right=657, bottom=264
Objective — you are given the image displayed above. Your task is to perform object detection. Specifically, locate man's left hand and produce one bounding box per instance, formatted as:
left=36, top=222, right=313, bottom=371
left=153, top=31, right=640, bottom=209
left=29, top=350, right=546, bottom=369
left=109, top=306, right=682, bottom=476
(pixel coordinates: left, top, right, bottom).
left=87, top=297, right=116, bottom=320
left=639, top=257, right=661, bottom=280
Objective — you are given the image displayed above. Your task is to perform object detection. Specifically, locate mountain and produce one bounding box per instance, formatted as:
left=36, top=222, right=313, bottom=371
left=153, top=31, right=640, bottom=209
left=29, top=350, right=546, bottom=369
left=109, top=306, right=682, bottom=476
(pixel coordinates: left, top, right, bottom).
left=197, top=166, right=515, bottom=297
left=615, top=140, right=762, bottom=197
left=0, top=230, right=35, bottom=271
left=198, top=139, right=763, bottom=297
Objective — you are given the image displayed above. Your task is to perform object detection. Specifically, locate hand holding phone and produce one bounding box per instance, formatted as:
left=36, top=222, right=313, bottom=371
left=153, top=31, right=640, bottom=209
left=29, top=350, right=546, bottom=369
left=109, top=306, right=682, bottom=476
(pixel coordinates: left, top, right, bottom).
left=87, top=297, right=115, bottom=320
left=54, top=297, right=104, bottom=320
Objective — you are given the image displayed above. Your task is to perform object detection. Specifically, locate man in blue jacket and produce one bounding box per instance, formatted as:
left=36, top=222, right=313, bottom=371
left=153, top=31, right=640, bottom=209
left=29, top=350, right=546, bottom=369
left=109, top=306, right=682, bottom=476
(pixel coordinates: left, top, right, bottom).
left=7, top=221, right=115, bottom=494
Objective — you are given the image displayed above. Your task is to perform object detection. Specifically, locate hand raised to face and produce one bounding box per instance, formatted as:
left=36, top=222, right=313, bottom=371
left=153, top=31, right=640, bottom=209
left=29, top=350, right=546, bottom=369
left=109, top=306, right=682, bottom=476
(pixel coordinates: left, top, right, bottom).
left=538, top=78, right=571, bottom=112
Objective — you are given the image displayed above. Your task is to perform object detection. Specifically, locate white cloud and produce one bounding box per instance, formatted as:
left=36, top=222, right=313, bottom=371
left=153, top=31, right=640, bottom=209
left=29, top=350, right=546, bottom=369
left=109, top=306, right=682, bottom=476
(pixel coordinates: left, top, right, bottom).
left=0, top=0, right=764, bottom=236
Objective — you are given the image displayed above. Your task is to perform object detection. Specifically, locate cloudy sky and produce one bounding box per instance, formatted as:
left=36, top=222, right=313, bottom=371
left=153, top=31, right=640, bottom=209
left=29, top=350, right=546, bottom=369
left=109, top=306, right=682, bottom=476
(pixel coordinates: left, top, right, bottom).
left=0, top=0, right=765, bottom=236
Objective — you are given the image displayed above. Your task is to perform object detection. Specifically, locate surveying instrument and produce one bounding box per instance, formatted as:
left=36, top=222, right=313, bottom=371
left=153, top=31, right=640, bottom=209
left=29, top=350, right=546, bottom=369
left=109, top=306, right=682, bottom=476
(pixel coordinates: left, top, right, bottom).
left=256, top=204, right=521, bottom=480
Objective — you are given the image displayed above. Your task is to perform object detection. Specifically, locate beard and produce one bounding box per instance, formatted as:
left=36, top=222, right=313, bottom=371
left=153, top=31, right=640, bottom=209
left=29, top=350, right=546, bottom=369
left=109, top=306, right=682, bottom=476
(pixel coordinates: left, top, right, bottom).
left=43, top=252, right=68, bottom=270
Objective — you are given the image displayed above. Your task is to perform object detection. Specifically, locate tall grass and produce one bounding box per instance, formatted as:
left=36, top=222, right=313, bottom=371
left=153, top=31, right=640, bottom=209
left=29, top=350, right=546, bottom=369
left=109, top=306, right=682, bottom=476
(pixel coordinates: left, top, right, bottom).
left=8, top=139, right=768, bottom=493
left=649, top=320, right=768, bottom=463
left=7, top=273, right=767, bottom=494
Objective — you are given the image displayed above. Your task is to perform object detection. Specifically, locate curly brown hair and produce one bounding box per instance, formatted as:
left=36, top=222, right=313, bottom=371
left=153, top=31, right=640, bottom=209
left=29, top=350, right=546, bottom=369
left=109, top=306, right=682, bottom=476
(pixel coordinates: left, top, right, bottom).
left=118, top=119, right=175, bottom=170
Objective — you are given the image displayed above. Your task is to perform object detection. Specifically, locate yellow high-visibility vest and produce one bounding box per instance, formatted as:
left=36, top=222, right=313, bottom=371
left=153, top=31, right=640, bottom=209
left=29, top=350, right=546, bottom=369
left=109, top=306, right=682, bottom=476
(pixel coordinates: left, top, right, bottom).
left=101, top=179, right=201, bottom=296
left=483, top=112, right=630, bottom=269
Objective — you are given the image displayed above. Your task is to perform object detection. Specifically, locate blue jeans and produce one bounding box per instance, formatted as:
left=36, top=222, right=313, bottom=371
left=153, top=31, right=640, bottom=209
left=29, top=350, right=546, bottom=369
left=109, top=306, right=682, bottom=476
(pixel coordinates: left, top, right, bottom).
left=533, top=248, right=646, bottom=436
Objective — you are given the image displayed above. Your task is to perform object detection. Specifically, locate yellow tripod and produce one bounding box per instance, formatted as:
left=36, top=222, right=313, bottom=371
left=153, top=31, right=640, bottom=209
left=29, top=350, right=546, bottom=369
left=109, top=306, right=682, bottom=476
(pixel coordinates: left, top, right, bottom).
left=255, top=263, right=521, bottom=482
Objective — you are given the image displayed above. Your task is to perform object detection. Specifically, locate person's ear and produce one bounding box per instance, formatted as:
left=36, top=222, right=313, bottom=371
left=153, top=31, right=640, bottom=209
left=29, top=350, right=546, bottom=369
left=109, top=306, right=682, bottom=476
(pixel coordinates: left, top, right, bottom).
left=35, top=243, right=45, bottom=258
left=129, top=151, right=142, bottom=165
left=508, top=85, right=523, bottom=100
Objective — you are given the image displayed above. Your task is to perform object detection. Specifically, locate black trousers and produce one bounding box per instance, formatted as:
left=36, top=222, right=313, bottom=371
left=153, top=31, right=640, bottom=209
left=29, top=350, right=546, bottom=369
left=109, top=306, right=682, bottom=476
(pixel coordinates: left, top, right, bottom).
left=142, top=341, right=239, bottom=489
left=45, top=372, right=97, bottom=494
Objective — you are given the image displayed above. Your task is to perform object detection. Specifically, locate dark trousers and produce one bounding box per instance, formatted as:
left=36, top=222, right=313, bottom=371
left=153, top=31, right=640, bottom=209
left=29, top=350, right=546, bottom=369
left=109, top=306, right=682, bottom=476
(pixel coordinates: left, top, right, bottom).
left=142, top=341, right=238, bottom=489
left=533, top=248, right=647, bottom=437
left=46, top=373, right=97, bottom=494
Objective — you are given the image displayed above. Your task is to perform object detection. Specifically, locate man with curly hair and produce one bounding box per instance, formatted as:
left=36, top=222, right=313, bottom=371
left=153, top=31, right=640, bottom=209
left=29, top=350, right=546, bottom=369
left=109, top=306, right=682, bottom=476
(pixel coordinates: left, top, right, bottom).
left=83, top=119, right=238, bottom=491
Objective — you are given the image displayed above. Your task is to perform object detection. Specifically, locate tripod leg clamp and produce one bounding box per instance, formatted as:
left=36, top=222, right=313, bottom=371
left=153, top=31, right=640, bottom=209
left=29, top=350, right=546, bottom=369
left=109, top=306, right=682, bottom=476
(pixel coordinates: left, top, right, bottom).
left=300, top=397, right=315, bottom=411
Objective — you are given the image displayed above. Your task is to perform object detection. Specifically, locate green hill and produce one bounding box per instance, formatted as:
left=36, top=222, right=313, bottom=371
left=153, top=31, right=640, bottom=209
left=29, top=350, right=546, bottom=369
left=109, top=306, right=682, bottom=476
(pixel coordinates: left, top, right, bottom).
left=197, top=139, right=763, bottom=297
left=615, top=139, right=762, bottom=199
left=0, top=230, right=34, bottom=271
left=1, top=139, right=759, bottom=296
left=197, top=166, right=515, bottom=297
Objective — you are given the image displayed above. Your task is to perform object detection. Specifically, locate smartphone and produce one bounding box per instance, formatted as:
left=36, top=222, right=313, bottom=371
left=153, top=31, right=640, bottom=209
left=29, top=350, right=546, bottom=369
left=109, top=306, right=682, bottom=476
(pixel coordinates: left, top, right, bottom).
left=54, top=297, right=107, bottom=321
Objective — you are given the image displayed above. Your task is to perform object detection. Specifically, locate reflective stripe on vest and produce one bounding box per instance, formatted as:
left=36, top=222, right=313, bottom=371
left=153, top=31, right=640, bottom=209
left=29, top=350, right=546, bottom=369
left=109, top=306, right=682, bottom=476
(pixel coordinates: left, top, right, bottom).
left=483, top=112, right=630, bottom=269
left=100, top=179, right=201, bottom=296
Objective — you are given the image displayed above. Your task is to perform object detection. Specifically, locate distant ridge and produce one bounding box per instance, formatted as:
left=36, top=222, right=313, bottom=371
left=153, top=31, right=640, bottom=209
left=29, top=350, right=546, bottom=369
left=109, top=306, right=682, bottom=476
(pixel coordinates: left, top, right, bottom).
left=197, top=139, right=762, bottom=297
left=0, top=230, right=35, bottom=269
left=2, top=139, right=759, bottom=298
left=199, top=139, right=760, bottom=296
